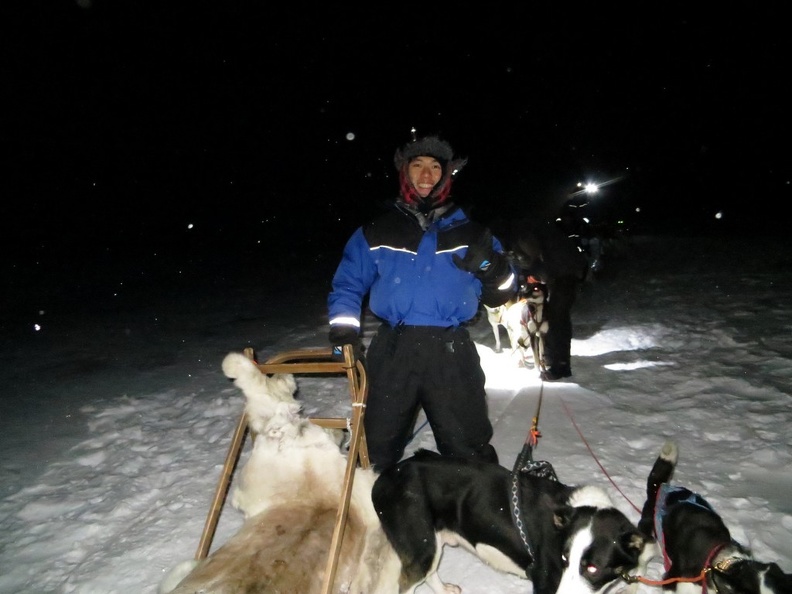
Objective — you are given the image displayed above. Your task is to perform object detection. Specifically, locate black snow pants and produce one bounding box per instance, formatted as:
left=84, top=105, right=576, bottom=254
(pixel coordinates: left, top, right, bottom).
left=363, top=323, right=498, bottom=472
left=542, top=275, right=579, bottom=374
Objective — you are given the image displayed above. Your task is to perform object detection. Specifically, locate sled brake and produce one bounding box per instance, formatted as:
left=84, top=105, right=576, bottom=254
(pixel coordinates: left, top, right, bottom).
left=194, top=344, right=369, bottom=594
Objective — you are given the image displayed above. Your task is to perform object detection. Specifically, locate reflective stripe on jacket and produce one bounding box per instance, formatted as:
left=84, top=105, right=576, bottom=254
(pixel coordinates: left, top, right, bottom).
left=329, top=203, right=515, bottom=329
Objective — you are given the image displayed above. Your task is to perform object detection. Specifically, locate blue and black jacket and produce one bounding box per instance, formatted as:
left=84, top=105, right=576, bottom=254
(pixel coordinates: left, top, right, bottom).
left=328, top=202, right=516, bottom=331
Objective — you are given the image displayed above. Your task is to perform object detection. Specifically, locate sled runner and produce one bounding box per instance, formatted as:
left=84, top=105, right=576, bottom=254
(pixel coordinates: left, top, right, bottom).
left=195, top=344, right=369, bottom=594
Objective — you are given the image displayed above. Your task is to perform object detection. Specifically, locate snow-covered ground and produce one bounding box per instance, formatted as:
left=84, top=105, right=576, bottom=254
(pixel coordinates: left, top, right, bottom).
left=1, top=233, right=790, bottom=593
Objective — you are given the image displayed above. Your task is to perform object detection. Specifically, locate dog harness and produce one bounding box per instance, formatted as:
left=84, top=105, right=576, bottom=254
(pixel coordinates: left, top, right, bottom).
left=654, top=484, right=716, bottom=571
left=509, top=459, right=559, bottom=563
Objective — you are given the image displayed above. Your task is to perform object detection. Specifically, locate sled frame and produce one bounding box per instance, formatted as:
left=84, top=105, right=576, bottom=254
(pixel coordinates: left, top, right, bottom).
left=194, top=344, right=369, bottom=594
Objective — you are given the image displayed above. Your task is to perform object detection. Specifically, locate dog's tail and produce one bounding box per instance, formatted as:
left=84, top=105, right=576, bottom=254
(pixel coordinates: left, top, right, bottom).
left=637, top=440, right=678, bottom=538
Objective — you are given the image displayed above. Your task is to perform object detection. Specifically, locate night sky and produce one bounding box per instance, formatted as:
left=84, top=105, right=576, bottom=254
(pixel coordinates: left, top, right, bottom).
left=6, top=3, right=791, bottom=255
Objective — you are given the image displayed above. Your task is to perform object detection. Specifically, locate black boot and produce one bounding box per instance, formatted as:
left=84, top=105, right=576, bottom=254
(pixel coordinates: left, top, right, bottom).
left=540, top=364, right=571, bottom=381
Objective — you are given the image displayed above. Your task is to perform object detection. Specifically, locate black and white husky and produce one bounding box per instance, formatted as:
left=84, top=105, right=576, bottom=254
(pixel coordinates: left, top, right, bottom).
left=372, top=449, right=650, bottom=594
left=638, top=440, right=792, bottom=594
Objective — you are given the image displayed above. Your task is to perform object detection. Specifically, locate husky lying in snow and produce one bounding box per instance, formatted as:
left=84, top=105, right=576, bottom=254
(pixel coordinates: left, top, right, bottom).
left=158, top=351, right=400, bottom=594
left=638, top=441, right=792, bottom=594
left=372, top=449, right=651, bottom=594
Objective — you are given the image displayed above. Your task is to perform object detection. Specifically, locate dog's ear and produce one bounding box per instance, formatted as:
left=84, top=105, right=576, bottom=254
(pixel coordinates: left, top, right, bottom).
left=552, top=505, right=574, bottom=529
left=623, top=531, right=648, bottom=553
left=609, top=530, right=650, bottom=569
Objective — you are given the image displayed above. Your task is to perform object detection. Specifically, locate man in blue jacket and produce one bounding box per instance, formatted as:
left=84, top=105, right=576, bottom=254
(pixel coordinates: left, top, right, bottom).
left=327, top=134, right=517, bottom=471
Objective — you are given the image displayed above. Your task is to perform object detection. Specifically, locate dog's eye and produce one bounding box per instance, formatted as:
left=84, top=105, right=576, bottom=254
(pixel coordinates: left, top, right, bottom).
left=561, top=554, right=569, bottom=567
left=586, top=564, right=599, bottom=575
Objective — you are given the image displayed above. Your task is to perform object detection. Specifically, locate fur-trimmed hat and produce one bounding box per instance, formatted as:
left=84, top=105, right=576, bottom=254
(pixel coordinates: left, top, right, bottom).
left=393, top=136, right=459, bottom=172
left=393, top=135, right=468, bottom=212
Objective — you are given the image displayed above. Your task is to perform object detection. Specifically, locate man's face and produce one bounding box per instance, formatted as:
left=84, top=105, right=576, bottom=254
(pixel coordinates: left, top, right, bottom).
left=408, top=156, right=443, bottom=198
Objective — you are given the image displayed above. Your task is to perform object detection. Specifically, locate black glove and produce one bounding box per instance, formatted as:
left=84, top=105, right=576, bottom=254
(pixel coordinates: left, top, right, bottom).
left=453, top=231, right=505, bottom=280
left=328, top=325, right=364, bottom=360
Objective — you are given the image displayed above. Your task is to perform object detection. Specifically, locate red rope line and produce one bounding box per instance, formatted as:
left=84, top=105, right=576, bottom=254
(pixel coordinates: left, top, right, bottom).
left=559, top=397, right=641, bottom=514
left=625, top=545, right=724, bottom=588
left=633, top=545, right=730, bottom=590
left=630, top=570, right=706, bottom=587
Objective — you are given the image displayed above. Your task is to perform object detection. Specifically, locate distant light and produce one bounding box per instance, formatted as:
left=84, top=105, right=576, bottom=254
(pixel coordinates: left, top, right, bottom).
left=34, top=324, right=41, bottom=331
left=187, top=223, right=194, bottom=230
left=714, top=211, right=723, bottom=220
left=570, top=175, right=627, bottom=198
left=346, top=132, right=355, bottom=141
left=635, top=207, right=641, bottom=213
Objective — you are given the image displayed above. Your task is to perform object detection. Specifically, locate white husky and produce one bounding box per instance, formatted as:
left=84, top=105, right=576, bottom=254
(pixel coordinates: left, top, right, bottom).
left=485, top=297, right=528, bottom=355
left=159, top=352, right=400, bottom=594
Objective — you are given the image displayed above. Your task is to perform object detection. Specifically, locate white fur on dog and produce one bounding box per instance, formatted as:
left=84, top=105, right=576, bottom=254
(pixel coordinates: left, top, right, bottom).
left=220, top=352, right=299, bottom=436
left=159, top=352, right=400, bottom=594
left=485, top=298, right=528, bottom=356
left=567, top=485, right=615, bottom=510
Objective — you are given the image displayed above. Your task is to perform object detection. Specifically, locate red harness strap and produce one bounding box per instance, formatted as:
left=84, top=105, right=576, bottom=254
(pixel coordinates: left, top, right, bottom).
left=700, top=543, right=728, bottom=594
left=625, top=542, right=727, bottom=590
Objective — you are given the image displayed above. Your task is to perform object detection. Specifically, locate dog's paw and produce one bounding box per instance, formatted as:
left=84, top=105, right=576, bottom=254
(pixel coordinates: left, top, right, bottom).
left=660, top=440, right=678, bottom=464
left=221, top=351, right=256, bottom=380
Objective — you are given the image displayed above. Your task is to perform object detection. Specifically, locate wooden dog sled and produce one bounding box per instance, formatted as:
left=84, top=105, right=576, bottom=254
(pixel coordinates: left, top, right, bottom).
left=195, top=344, right=369, bottom=594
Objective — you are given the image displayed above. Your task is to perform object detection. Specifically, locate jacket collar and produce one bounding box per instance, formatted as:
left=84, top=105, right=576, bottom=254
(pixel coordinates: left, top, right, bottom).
left=396, top=200, right=460, bottom=229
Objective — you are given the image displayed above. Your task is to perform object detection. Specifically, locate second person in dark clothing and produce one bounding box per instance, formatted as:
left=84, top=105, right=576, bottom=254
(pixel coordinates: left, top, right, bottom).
left=327, top=135, right=517, bottom=471
left=508, top=219, right=588, bottom=381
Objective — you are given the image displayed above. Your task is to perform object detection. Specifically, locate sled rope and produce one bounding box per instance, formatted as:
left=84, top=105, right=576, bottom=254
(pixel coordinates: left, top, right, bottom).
left=512, top=382, right=545, bottom=472
left=508, top=383, right=546, bottom=561
left=560, top=397, right=641, bottom=514
left=621, top=569, right=706, bottom=588
left=403, top=419, right=430, bottom=447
